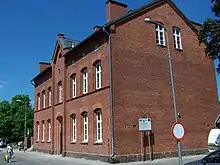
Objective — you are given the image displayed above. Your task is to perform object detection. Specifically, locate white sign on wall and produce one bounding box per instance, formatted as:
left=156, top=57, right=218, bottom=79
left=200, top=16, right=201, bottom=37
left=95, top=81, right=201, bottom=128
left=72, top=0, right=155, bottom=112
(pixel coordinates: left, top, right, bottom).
left=139, top=118, right=152, bottom=131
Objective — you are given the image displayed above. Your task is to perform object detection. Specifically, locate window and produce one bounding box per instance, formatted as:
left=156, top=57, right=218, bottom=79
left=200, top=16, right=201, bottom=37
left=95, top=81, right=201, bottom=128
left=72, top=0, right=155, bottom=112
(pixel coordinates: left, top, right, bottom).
left=42, top=121, right=45, bottom=142
left=72, top=76, right=76, bottom=98
left=48, top=120, right=51, bottom=142
left=72, top=116, right=76, bottom=142
left=155, top=24, right=165, bottom=46
left=173, top=27, right=182, bottom=50
left=37, top=94, right=40, bottom=110
left=96, top=111, right=102, bottom=142
left=96, top=63, right=102, bottom=89
left=58, top=82, right=62, bottom=103
left=37, top=122, right=40, bottom=141
left=43, top=91, right=46, bottom=108
left=83, top=70, right=88, bottom=94
left=48, top=88, right=52, bottom=107
left=83, top=113, right=88, bottom=142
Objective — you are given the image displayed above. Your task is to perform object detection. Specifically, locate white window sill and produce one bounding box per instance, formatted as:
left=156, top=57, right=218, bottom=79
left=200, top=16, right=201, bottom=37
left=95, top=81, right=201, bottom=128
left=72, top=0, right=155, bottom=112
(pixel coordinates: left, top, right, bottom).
left=94, top=141, right=103, bottom=145
left=70, top=141, right=76, bottom=144
left=47, top=140, right=51, bottom=143
left=36, top=140, right=39, bottom=143
left=81, top=141, right=88, bottom=144
left=41, top=140, right=45, bottom=143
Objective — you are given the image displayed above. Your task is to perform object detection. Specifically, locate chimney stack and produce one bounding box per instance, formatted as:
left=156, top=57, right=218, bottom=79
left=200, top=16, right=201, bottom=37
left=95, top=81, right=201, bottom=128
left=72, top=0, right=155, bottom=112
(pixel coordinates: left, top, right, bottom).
left=39, top=62, right=51, bottom=73
left=57, top=33, right=64, bottom=38
left=93, top=25, right=102, bottom=32
left=106, top=0, right=128, bottom=22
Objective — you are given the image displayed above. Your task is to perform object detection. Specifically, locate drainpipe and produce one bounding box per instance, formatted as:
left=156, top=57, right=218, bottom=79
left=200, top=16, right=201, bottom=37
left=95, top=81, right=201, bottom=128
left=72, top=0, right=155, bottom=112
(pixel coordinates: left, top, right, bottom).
left=63, top=59, right=67, bottom=156
left=51, top=63, right=55, bottom=154
left=103, top=26, right=115, bottom=161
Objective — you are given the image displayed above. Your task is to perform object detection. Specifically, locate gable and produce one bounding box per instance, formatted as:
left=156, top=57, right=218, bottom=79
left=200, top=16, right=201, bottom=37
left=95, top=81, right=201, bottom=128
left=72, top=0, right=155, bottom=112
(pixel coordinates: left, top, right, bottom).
left=52, top=37, right=80, bottom=64
left=105, top=0, right=199, bottom=36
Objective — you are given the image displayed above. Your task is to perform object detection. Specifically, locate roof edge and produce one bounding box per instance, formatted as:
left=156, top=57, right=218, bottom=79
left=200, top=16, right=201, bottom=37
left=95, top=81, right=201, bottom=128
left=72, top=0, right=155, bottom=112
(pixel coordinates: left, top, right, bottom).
left=39, top=62, right=51, bottom=65
left=106, top=0, right=128, bottom=8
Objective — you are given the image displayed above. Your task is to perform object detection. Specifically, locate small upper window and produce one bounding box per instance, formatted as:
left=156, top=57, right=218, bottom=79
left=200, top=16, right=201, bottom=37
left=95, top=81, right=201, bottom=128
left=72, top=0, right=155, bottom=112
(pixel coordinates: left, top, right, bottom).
left=58, top=82, right=62, bottom=103
left=37, top=93, right=41, bottom=110
left=72, top=76, right=76, bottom=98
left=96, top=63, right=102, bottom=89
left=173, top=27, right=182, bottom=50
left=43, top=91, right=46, bottom=109
left=48, top=88, right=52, bottom=107
left=155, top=24, right=165, bottom=46
left=83, top=70, right=88, bottom=94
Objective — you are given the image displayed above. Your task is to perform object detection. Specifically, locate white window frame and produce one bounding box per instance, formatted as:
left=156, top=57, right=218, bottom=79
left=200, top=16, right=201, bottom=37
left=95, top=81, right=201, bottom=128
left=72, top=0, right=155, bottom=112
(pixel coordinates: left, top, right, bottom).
left=59, top=82, right=62, bottom=103
left=156, top=24, right=165, bottom=46
left=48, top=121, right=51, bottom=142
left=83, top=71, right=88, bottom=94
left=72, top=76, right=76, bottom=98
left=37, top=123, right=40, bottom=141
left=48, top=89, right=52, bottom=107
left=37, top=94, right=41, bottom=110
left=72, top=116, right=76, bottom=142
left=83, top=113, right=88, bottom=142
left=173, top=27, right=183, bottom=50
left=43, top=91, right=46, bottom=108
left=42, top=122, right=45, bottom=142
left=96, top=63, right=102, bottom=89
left=96, top=111, right=103, bottom=142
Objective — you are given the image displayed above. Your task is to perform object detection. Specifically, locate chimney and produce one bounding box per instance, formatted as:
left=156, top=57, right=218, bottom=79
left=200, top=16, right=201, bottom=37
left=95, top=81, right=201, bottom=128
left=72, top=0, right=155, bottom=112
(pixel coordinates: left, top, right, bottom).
left=93, top=25, right=101, bottom=32
left=57, top=33, right=64, bottom=38
left=39, top=62, right=51, bottom=73
left=106, top=0, right=128, bottom=22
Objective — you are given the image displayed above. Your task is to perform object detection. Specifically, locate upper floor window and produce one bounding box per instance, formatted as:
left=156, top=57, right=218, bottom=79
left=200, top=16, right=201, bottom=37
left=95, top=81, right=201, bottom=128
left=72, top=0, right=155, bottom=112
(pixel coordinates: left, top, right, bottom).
left=83, top=113, right=88, bottom=142
left=96, top=63, right=102, bottom=89
left=173, top=27, right=182, bottom=50
left=155, top=24, right=165, bottom=46
left=43, top=91, right=46, bottom=109
left=83, top=70, right=88, bottom=94
left=72, top=76, right=76, bottom=98
left=48, top=88, right=52, bottom=107
left=58, top=82, right=62, bottom=103
left=37, top=94, right=41, bottom=110
left=96, top=111, right=102, bottom=142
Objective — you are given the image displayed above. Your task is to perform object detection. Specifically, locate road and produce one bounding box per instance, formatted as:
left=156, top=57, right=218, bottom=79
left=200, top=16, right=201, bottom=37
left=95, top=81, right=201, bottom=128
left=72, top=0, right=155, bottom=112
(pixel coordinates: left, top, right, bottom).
left=0, top=149, right=205, bottom=165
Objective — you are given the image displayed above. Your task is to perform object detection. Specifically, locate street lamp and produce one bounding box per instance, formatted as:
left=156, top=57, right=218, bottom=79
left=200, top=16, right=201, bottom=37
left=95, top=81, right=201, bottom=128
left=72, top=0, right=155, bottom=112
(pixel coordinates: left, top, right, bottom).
left=16, top=99, right=26, bottom=152
left=144, top=18, right=183, bottom=165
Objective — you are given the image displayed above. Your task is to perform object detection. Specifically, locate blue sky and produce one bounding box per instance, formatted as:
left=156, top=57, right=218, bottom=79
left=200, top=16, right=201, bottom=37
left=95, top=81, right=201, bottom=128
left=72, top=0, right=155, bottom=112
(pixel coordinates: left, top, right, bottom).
left=0, top=0, right=218, bottom=105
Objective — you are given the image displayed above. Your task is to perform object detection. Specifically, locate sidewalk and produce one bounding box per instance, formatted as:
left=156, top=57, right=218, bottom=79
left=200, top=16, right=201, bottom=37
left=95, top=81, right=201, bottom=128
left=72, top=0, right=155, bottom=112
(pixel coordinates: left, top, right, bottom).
left=14, top=150, right=206, bottom=165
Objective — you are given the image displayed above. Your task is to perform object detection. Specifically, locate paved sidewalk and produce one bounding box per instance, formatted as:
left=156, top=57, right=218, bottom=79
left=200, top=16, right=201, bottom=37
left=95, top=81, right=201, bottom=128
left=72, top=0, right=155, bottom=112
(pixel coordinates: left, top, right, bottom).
left=13, top=150, right=206, bottom=165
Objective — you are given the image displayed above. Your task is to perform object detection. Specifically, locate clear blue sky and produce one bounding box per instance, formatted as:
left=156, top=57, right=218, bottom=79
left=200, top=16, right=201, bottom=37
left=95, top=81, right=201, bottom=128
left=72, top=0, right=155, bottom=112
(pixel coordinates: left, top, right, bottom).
left=0, top=0, right=218, bottom=105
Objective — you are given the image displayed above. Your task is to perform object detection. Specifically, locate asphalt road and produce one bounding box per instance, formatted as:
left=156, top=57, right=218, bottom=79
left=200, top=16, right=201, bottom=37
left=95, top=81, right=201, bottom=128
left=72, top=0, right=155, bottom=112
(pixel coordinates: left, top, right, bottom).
left=0, top=149, right=206, bottom=165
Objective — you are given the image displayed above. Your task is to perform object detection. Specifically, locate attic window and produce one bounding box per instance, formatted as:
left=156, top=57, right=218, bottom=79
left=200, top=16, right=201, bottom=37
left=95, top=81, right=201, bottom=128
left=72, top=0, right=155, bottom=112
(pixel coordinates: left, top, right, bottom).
left=59, top=53, right=62, bottom=58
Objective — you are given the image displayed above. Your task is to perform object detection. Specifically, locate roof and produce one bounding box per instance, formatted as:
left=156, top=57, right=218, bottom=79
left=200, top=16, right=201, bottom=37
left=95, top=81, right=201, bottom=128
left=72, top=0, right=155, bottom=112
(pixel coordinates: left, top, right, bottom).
left=33, top=0, right=202, bottom=84
left=59, top=38, right=80, bottom=49
left=104, top=0, right=198, bottom=34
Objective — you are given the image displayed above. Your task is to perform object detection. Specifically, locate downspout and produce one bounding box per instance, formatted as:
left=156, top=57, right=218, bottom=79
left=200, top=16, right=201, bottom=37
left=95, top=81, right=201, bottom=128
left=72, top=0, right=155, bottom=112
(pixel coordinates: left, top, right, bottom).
left=103, top=26, right=115, bottom=161
left=63, top=58, right=67, bottom=156
left=51, top=63, right=55, bottom=154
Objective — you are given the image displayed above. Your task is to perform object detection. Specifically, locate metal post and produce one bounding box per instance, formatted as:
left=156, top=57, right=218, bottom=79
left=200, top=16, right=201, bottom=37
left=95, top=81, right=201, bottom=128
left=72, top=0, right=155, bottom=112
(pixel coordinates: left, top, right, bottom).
left=24, top=107, right=26, bottom=152
left=165, top=29, right=183, bottom=165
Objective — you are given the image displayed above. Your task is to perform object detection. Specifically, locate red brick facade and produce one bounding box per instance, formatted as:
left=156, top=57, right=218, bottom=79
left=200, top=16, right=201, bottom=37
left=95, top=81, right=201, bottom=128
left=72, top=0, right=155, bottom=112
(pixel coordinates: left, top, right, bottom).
left=32, top=0, right=219, bottom=163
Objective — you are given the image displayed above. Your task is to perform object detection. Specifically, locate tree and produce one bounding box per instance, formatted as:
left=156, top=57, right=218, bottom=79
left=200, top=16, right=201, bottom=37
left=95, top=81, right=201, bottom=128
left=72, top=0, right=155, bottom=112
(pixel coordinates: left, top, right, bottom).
left=0, top=94, right=33, bottom=143
left=199, top=0, right=220, bottom=72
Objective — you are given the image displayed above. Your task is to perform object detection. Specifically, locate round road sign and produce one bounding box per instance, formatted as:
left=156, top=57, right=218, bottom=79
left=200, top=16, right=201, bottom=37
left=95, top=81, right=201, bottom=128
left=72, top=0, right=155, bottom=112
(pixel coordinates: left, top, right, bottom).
left=171, top=122, right=185, bottom=141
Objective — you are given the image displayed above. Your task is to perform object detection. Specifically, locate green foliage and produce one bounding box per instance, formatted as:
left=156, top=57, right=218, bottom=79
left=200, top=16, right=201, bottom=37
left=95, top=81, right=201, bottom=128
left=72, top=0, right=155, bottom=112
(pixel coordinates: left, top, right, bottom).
left=0, top=95, right=33, bottom=143
left=199, top=0, right=220, bottom=72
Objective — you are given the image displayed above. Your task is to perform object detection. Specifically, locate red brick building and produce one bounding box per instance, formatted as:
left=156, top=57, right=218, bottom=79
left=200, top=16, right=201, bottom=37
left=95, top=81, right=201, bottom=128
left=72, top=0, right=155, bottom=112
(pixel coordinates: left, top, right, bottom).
left=32, top=0, right=219, bottom=163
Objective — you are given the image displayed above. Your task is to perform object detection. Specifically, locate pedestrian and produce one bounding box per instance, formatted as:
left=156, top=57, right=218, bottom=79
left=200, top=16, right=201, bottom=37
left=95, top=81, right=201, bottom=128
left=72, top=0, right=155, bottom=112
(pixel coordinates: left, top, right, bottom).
left=6, top=144, right=13, bottom=163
